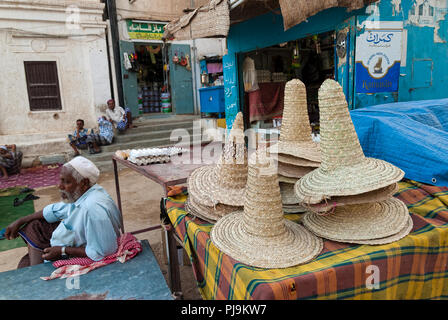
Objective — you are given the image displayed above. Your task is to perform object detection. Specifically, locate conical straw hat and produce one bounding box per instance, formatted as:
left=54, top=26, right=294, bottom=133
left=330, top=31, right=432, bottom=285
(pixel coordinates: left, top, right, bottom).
left=302, top=198, right=412, bottom=244
left=188, top=112, right=248, bottom=206
left=295, top=79, right=404, bottom=204
left=305, top=183, right=399, bottom=213
left=268, top=79, right=321, bottom=162
left=210, top=150, right=323, bottom=269
left=185, top=195, right=241, bottom=223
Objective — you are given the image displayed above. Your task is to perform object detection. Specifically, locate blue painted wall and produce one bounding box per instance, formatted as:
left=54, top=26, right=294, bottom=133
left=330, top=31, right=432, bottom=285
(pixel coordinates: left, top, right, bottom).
left=223, top=0, right=448, bottom=125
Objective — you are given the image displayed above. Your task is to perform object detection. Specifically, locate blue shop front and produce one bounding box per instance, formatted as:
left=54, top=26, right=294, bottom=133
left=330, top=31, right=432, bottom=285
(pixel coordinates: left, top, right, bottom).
left=222, top=0, right=448, bottom=130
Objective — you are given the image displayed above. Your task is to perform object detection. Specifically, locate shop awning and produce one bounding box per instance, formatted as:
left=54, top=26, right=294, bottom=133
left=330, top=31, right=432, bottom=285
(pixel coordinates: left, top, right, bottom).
left=163, top=0, right=379, bottom=40
left=162, top=0, right=230, bottom=40
left=279, top=0, right=379, bottom=31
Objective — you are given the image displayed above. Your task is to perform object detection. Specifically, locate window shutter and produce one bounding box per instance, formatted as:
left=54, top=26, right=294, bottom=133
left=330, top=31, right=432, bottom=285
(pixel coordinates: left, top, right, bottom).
left=24, top=61, right=62, bottom=111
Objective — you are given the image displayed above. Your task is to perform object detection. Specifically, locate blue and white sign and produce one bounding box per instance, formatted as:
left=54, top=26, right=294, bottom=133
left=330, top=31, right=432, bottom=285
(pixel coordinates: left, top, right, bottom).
left=355, top=22, right=403, bottom=93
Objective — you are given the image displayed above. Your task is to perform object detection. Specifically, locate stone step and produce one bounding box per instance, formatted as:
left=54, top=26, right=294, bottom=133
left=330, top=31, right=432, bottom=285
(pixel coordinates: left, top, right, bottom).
left=113, top=127, right=195, bottom=144
left=127, top=120, right=195, bottom=135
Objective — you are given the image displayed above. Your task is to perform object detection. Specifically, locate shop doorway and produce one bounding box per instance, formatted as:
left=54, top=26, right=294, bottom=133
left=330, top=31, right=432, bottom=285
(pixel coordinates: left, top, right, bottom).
left=135, top=43, right=164, bottom=114
left=240, top=31, right=335, bottom=134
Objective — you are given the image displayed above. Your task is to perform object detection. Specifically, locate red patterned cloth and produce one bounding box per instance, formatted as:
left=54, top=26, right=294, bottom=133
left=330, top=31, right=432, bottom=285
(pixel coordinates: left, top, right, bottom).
left=247, top=82, right=285, bottom=122
left=40, top=233, right=142, bottom=280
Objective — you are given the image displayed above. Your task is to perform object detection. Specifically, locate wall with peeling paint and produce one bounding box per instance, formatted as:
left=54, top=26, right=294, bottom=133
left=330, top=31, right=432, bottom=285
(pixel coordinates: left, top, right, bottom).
left=223, top=0, right=448, bottom=125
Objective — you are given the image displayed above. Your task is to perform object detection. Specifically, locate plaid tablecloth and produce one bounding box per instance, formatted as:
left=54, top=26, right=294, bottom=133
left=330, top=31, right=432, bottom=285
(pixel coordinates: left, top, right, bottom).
left=165, top=180, right=448, bottom=300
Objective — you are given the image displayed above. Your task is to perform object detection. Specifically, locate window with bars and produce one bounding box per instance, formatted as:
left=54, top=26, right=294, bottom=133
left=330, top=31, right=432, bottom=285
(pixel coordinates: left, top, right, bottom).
left=24, top=61, right=62, bottom=111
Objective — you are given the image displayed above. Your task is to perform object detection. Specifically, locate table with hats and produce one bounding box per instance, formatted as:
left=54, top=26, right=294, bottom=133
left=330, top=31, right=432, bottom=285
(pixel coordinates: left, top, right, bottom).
left=162, top=79, right=448, bottom=300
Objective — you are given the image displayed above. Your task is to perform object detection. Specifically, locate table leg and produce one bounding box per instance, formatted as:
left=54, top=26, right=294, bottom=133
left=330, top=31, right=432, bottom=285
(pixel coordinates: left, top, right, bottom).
left=165, top=227, right=183, bottom=299
left=113, top=159, right=125, bottom=234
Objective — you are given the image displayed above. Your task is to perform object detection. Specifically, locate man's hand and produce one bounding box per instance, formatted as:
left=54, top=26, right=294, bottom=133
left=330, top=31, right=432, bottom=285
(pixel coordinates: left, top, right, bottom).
left=42, top=246, right=63, bottom=261
left=5, top=219, right=24, bottom=240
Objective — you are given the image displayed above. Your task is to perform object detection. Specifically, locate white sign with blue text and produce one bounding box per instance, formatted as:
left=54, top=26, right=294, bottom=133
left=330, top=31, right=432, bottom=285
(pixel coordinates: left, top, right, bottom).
left=355, top=22, right=403, bottom=93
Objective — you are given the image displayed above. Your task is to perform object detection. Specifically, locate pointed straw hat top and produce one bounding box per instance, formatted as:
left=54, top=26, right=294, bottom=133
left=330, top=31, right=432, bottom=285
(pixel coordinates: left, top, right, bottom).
left=295, top=79, right=404, bottom=204
left=187, top=112, right=248, bottom=207
left=210, top=150, right=323, bottom=269
left=268, top=79, right=321, bottom=162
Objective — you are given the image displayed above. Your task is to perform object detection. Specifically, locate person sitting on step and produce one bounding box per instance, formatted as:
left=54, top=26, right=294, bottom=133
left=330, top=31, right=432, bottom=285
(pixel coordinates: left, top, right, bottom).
left=68, top=119, right=100, bottom=156
left=105, top=99, right=135, bottom=133
left=0, top=144, right=22, bottom=179
left=91, top=116, right=114, bottom=147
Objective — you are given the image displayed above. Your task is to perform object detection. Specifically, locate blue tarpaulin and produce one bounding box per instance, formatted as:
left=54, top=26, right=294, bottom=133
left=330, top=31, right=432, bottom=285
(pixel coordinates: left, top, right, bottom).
left=350, top=98, right=448, bottom=187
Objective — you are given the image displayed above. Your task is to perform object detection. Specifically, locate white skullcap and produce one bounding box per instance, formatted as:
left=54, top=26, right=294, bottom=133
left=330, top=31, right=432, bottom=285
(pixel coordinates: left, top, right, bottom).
left=0, top=146, right=7, bottom=151
left=66, top=156, right=100, bottom=185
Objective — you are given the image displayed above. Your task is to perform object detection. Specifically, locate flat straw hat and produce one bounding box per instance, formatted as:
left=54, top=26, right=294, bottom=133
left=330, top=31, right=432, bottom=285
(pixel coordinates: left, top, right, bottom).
left=295, top=79, right=404, bottom=204
left=277, top=154, right=320, bottom=167
left=277, top=161, right=314, bottom=179
left=302, top=198, right=412, bottom=244
left=210, top=150, right=323, bottom=269
left=268, top=79, right=321, bottom=162
left=305, top=183, right=399, bottom=213
left=188, top=112, right=248, bottom=206
left=280, top=182, right=300, bottom=205
left=185, top=195, right=241, bottom=223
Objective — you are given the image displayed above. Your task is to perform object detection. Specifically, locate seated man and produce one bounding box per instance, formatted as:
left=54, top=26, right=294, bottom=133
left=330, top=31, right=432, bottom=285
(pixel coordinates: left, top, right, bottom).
left=106, top=99, right=135, bottom=133
left=5, top=156, right=123, bottom=268
left=91, top=116, right=114, bottom=147
left=0, top=144, right=22, bottom=179
left=68, top=119, right=100, bottom=155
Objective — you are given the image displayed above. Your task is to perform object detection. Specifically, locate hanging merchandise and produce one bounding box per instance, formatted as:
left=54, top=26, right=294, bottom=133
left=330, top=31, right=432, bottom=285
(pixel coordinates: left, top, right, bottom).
left=123, top=52, right=132, bottom=70
left=172, top=51, right=179, bottom=64
left=291, top=41, right=301, bottom=69
left=180, top=52, right=187, bottom=67
left=185, top=54, right=191, bottom=71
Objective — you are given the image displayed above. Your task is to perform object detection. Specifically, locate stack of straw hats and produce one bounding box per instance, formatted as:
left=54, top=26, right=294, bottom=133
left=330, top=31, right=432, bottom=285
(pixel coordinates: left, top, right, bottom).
left=186, top=112, right=247, bottom=223
left=267, top=79, right=321, bottom=214
left=295, top=79, right=413, bottom=245
left=210, top=149, right=323, bottom=268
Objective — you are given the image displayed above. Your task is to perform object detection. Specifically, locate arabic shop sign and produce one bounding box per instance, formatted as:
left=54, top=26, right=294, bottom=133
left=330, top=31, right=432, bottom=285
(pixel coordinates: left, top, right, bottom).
left=355, top=22, right=402, bottom=93
left=126, top=20, right=166, bottom=41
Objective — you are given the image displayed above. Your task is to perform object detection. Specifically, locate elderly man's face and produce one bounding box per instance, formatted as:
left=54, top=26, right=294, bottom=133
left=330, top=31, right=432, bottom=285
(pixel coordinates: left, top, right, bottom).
left=58, top=167, right=85, bottom=203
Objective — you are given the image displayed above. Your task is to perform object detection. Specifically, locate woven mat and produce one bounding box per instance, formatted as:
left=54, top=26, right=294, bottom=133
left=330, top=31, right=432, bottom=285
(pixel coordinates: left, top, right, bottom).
left=0, top=164, right=62, bottom=189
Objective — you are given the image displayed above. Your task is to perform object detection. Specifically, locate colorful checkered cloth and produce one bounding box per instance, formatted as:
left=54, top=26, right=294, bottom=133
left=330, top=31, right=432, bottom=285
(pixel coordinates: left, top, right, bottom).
left=165, top=180, right=448, bottom=300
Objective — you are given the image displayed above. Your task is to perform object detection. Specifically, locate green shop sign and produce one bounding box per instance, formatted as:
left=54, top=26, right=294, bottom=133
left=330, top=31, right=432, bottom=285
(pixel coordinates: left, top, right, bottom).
left=126, top=20, right=166, bottom=40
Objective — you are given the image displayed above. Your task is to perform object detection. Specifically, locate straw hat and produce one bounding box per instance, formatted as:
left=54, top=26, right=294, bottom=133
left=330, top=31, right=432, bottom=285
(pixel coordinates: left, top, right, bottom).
left=278, top=175, right=297, bottom=184
left=185, top=196, right=241, bottom=223
left=277, top=161, right=314, bottom=179
left=295, top=79, right=404, bottom=204
left=280, top=182, right=300, bottom=205
left=210, top=151, right=323, bottom=269
left=187, top=112, right=248, bottom=206
left=302, top=198, right=412, bottom=244
left=305, top=183, right=399, bottom=213
left=267, top=79, right=321, bottom=162
left=277, top=153, right=320, bottom=168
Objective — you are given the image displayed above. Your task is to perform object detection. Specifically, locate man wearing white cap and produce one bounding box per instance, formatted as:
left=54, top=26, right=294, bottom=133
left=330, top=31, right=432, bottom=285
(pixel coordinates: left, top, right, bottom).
left=5, top=157, right=123, bottom=268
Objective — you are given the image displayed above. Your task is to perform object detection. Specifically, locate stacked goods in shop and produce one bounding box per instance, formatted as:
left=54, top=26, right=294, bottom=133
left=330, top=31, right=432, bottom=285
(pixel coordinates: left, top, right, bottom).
left=161, top=92, right=172, bottom=113
left=295, top=79, right=412, bottom=245
left=272, top=72, right=288, bottom=82
left=186, top=112, right=247, bottom=223
left=256, top=69, right=271, bottom=83
left=267, top=79, right=321, bottom=215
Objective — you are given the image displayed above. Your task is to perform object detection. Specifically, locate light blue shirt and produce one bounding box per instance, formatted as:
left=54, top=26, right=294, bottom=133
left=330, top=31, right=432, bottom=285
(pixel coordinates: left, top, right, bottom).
left=43, top=184, right=122, bottom=261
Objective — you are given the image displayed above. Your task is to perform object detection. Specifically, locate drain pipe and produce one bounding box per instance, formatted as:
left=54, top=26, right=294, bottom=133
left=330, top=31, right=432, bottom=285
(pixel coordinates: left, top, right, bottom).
left=105, top=0, right=124, bottom=107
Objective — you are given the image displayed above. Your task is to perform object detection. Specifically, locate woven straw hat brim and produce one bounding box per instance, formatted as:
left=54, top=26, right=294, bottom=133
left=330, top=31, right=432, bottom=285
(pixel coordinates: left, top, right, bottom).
left=278, top=162, right=315, bottom=179
left=295, top=158, right=404, bottom=204
left=185, top=198, right=217, bottom=224
left=278, top=175, right=297, bottom=184
left=268, top=141, right=321, bottom=163
left=305, top=183, right=399, bottom=213
left=302, top=198, right=409, bottom=241
left=188, top=165, right=246, bottom=206
left=211, top=211, right=323, bottom=269
left=283, top=207, right=307, bottom=214
left=280, top=182, right=301, bottom=205
left=343, top=215, right=413, bottom=245
left=185, top=196, right=241, bottom=223
left=277, top=154, right=320, bottom=167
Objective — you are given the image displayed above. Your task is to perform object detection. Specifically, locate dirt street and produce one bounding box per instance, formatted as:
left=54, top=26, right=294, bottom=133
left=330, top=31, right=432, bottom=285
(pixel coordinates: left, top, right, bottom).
left=0, top=167, right=202, bottom=300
